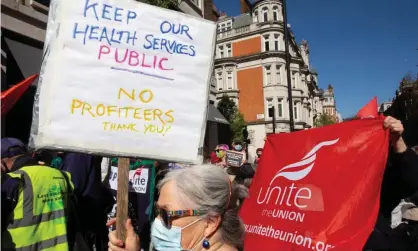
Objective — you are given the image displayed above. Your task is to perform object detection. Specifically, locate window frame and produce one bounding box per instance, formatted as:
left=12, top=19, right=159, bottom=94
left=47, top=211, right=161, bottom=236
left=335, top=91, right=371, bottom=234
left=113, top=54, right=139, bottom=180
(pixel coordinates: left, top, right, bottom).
left=273, top=34, right=280, bottom=51
left=272, top=6, right=279, bottom=21
left=275, top=65, right=281, bottom=85
left=293, top=101, right=299, bottom=120
left=226, top=44, right=232, bottom=57
left=217, top=72, right=223, bottom=91
left=277, top=98, right=284, bottom=118
left=262, top=7, right=269, bottom=22
left=265, top=65, right=272, bottom=86
left=263, top=35, right=270, bottom=51
left=267, top=98, right=274, bottom=119
left=226, top=71, right=233, bottom=90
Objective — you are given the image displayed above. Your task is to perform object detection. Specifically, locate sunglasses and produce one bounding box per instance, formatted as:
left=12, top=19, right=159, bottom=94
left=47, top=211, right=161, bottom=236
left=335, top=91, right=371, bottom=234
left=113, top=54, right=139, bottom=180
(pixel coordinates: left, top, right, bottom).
left=155, top=206, right=204, bottom=229
left=215, top=149, right=225, bottom=152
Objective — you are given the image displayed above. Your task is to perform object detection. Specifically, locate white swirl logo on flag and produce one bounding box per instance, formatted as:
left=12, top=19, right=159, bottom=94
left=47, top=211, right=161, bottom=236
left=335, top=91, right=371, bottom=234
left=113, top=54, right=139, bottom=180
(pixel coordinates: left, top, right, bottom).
left=269, top=138, right=339, bottom=185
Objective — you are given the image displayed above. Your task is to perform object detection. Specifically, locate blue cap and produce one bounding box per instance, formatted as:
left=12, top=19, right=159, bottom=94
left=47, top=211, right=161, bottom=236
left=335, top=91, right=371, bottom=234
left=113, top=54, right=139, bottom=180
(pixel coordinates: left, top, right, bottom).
left=1, top=138, right=27, bottom=159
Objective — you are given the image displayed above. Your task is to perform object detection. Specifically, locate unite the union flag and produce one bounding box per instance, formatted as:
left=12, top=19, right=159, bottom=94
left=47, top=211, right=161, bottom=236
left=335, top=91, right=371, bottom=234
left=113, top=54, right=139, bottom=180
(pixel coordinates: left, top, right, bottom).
left=240, top=119, right=389, bottom=251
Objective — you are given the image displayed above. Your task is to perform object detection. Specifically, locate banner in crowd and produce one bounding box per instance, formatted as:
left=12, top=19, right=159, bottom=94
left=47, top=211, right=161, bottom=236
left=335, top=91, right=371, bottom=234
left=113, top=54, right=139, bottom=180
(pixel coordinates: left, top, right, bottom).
left=240, top=119, right=389, bottom=251
left=30, top=0, right=216, bottom=163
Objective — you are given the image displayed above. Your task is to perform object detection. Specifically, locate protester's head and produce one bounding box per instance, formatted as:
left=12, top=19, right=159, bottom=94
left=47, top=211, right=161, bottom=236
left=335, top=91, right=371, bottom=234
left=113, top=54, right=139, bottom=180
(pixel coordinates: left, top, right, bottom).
left=215, top=144, right=229, bottom=159
left=153, top=164, right=248, bottom=250
left=1, top=138, right=27, bottom=173
left=232, top=140, right=244, bottom=152
left=256, top=148, right=263, bottom=157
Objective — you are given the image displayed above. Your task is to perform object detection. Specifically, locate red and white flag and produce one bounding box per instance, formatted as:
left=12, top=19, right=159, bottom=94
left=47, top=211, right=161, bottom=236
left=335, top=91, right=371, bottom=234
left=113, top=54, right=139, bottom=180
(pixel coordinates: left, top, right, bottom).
left=240, top=119, right=389, bottom=251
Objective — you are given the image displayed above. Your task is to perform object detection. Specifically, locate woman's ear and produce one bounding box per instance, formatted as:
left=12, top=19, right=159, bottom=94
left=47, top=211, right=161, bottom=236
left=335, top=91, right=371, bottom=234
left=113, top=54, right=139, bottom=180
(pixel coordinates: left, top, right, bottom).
left=204, top=215, right=222, bottom=238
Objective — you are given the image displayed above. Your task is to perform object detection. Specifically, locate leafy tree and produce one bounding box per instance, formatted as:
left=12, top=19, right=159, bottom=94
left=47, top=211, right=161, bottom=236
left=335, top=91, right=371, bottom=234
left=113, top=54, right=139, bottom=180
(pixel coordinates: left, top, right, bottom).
left=230, top=112, right=247, bottom=141
left=217, top=95, right=237, bottom=123
left=137, top=0, right=178, bottom=9
left=314, top=113, right=337, bottom=128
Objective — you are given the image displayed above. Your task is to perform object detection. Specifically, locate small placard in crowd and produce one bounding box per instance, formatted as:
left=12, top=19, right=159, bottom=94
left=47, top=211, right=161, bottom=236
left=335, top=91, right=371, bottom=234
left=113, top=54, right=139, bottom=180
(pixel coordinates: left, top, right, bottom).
left=225, top=150, right=244, bottom=167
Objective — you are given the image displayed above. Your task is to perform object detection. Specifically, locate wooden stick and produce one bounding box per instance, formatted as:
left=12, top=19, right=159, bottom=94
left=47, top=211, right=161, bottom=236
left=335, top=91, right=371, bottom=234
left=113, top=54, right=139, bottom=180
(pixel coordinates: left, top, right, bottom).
left=116, top=157, right=130, bottom=241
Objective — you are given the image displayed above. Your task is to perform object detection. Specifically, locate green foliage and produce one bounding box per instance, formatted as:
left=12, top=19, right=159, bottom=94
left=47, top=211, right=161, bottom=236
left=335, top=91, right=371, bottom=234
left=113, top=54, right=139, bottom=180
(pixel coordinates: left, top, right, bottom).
left=138, top=0, right=178, bottom=9
left=314, top=113, right=337, bottom=128
left=230, top=112, right=247, bottom=141
left=216, top=95, right=247, bottom=141
left=217, top=95, right=237, bottom=123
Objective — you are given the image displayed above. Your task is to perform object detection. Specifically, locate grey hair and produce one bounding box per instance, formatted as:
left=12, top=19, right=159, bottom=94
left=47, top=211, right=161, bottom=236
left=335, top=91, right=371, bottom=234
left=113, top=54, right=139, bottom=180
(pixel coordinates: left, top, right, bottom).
left=157, top=164, right=248, bottom=249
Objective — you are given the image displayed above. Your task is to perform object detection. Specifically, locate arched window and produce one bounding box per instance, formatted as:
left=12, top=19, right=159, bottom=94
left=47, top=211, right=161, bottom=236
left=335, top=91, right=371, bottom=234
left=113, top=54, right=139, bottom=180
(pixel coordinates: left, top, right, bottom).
left=253, top=8, right=258, bottom=22
left=272, top=6, right=279, bottom=21
left=262, top=7, right=268, bottom=22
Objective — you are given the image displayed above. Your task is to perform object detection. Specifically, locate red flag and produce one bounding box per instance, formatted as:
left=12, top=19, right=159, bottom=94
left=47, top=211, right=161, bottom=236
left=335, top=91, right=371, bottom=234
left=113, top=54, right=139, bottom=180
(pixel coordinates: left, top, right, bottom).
left=356, top=97, right=378, bottom=119
left=1, top=74, right=38, bottom=116
left=240, top=119, right=389, bottom=251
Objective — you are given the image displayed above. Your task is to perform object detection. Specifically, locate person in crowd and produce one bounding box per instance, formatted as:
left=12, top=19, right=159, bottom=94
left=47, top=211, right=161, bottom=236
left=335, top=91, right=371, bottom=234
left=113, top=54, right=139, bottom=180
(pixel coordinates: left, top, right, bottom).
left=1, top=138, right=74, bottom=250
left=103, top=158, right=158, bottom=251
left=364, top=116, right=418, bottom=250
left=254, top=148, right=263, bottom=165
left=107, top=164, right=249, bottom=251
left=60, top=152, right=113, bottom=251
left=231, top=140, right=247, bottom=165
left=210, top=144, right=229, bottom=167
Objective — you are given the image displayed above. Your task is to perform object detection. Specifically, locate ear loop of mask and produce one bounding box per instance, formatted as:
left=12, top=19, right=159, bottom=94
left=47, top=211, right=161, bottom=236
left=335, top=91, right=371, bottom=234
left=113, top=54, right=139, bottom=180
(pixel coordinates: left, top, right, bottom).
left=181, top=218, right=204, bottom=251
left=183, top=180, right=232, bottom=251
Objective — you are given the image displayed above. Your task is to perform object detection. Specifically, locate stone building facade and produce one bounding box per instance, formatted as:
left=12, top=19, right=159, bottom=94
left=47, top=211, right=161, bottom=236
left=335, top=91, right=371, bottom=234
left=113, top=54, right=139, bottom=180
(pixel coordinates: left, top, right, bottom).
left=213, top=0, right=338, bottom=161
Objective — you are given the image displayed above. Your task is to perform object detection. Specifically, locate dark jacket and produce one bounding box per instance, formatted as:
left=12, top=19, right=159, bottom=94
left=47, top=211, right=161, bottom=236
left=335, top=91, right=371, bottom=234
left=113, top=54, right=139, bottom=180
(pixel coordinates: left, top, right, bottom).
left=364, top=148, right=418, bottom=250
left=1, top=154, right=39, bottom=231
left=60, top=153, right=113, bottom=251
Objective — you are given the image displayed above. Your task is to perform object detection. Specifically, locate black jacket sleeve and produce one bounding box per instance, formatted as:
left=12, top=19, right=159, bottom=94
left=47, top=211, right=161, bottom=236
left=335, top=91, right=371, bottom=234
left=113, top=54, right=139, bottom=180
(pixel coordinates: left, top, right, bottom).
left=392, top=148, right=418, bottom=196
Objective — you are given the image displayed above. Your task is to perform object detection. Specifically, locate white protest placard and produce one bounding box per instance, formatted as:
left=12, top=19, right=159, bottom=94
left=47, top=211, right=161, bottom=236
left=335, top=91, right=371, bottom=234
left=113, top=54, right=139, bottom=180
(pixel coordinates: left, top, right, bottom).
left=108, top=166, right=149, bottom=194
left=30, top=0, right=216, bottom=163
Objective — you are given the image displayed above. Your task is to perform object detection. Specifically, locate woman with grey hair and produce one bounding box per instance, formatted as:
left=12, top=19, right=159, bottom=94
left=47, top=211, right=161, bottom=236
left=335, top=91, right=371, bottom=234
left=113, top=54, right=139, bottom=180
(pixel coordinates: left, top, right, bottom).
left=108, top=164, right=248, bottom=251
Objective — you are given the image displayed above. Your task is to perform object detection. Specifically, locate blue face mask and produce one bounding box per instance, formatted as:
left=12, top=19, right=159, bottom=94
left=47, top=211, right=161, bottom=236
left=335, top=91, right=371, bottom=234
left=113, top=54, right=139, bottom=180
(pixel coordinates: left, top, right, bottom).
left=151, top=218, right=202, bottom=251
left=234, top=145, right=243, bottom=151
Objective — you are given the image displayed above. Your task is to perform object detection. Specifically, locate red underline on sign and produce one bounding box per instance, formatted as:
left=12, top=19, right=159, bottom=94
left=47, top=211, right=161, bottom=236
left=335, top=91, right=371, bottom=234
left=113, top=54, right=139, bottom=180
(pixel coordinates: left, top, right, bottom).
left=110, top=67, right=174, bottom=81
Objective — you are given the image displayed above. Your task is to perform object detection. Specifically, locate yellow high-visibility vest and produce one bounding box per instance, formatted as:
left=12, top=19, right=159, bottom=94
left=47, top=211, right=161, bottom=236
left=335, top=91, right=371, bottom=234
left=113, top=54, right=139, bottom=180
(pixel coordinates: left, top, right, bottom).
left=2, top=165, right=74, bottom=251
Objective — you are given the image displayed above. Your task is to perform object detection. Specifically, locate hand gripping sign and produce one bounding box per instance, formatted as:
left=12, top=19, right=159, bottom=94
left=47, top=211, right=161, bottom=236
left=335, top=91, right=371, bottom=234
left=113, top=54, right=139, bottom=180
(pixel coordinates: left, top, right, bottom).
left=240, top=119, right=389, bottom=251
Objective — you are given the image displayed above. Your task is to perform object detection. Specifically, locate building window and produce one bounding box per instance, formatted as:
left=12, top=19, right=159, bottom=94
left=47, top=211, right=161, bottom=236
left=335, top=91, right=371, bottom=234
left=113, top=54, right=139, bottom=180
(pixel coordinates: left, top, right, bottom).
left=226, top=44, right=232, bottom=57
left=253, top=9, right=258, bottom=22
left=267, top=99, right=274, bottom=118
left=191, top=0, right=200, bottom=7
left=293, top=102, right=298, bottom=120
left=291, top=72, right=296, bottom=88
left=276, top=65, right=281, bottom=85
left=273, top=34, right=279, bottom=50
left=225, top=22, right=232, bottom=30
left=217, top=72, right=223, bottom=90
left=265, top=65, right=272, bottom=85
left=263, top=35, right=270, bottom=51
left=262, top=7, right=268, bottom=22
left=227, top=72, right=233, bottom=90
left=278, top=98, right=284, bottom=117
left=218, top=45, right=224, bottom=58
left=273, top=6, right=279, bottom=21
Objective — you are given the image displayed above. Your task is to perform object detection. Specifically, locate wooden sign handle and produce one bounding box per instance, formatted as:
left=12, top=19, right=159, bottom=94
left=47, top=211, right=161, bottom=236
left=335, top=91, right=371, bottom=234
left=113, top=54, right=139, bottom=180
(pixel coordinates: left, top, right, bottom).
left=116, top=157, right=130, bottom=241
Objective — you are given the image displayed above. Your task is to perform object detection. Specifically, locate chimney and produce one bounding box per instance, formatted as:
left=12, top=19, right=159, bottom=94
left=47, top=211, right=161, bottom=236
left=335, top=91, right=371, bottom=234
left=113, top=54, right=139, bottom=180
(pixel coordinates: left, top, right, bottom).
left=240, top=0, right=251, bottom=14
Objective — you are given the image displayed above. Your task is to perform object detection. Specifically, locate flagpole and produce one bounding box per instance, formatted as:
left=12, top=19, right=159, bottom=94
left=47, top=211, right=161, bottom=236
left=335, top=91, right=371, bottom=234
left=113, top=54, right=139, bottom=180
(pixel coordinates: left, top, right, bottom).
left=282, top=0, right=295, bottom=132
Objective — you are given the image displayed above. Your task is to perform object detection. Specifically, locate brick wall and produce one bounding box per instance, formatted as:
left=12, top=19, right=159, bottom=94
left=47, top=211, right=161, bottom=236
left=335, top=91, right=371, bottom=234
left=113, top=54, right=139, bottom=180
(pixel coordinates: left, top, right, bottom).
left=237, top=67, right=264, bottom=121
left=232, top=36, right=261, bottom=57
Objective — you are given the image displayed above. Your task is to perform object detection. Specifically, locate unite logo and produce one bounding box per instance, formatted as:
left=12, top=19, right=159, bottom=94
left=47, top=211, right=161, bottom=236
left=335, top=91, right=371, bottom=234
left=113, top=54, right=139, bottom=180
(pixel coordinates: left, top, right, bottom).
left=257, top=139, right=339, bottom=223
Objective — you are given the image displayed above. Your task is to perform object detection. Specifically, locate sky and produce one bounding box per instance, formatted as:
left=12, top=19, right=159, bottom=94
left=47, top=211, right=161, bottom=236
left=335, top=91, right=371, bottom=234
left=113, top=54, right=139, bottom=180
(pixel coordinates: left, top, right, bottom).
left=213, top=0, right=418, bottom=118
